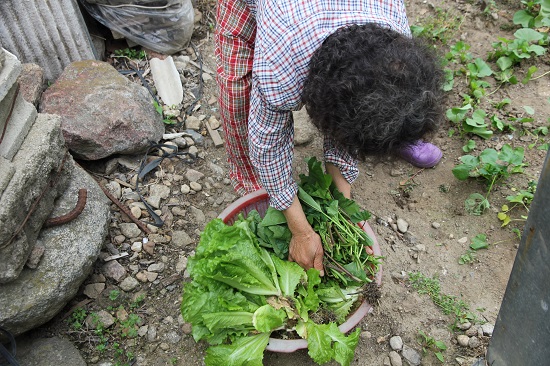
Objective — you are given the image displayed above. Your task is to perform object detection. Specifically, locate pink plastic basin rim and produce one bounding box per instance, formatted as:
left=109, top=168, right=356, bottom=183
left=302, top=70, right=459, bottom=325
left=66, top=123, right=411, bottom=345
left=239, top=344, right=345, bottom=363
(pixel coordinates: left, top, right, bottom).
left=218, top=189, right=383, bottom=353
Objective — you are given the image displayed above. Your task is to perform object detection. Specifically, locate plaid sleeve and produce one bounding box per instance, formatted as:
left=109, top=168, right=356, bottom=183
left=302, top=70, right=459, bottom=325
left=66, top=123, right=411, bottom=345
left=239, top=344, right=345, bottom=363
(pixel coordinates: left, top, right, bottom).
left=323, top=136, right=359, bottom=184
left=249, top=86, right=298, bottom=211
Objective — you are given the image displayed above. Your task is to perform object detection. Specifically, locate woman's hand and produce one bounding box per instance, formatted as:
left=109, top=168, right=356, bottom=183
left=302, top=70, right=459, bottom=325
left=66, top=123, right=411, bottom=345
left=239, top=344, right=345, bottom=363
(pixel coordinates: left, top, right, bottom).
left=283, top=195, right=324, bottom=276
left=288, top=228, right=324, bottom=276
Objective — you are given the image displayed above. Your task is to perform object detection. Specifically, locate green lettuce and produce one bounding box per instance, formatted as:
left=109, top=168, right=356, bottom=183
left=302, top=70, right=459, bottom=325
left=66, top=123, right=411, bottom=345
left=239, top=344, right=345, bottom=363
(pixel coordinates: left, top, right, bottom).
left=181, top=218, right=361, bottom=366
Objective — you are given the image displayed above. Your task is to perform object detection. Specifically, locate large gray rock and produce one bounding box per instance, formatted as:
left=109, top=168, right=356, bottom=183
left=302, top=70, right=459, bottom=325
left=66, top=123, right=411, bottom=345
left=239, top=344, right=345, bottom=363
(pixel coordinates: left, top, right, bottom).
left=0, top=113, right=72, bottom=283
left=13, top=336, right=86, bottom=366
left=0, top=162, right=110, bottom=335
left=39, top=60, right=165, bottom=160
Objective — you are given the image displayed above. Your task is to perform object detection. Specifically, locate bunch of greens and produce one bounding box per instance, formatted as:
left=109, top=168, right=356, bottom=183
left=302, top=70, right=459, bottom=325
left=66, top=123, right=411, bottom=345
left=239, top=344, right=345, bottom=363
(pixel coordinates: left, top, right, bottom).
left=181, top=218, right=361, bottom=366
left=249, top=157, right=380, bottom=287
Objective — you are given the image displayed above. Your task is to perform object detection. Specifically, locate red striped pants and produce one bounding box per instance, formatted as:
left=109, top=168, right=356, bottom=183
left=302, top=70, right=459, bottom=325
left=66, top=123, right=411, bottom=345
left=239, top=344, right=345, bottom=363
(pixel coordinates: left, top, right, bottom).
left=215, top=0, right=262, bottom=195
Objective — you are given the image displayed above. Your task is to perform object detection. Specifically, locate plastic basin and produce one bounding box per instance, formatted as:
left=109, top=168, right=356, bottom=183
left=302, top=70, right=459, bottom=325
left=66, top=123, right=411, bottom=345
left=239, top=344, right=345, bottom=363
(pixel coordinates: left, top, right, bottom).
left=218, top=189, right=383, bottom=353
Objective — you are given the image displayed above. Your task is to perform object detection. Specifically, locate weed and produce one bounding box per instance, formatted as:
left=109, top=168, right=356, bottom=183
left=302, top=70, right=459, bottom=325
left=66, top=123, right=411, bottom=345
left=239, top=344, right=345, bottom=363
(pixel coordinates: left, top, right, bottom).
left=418, top=330, right=447, bottom=363
left=462, top=139, right=476, bottom=153
left=490, top=114, right=515, bottom=133
left=109, top=290, right=121, bottom=301
left=470, top=234, right=489, bottom=250
left=408, top=271, right=481, bottom=327
left=114, top=48, right=147, bottom=60
left=68, top=307, right=88, bottom=330
left=464, top=193, right=490, bottom=216
left=453, top=145, right=526, bottom=214
left=130, top=293, right=146, bottom=310
left=458, top=249, right=477, bottom=265
left=498, top=180, right=537, bottom=226
left=438, top=184, right=450, bottom=193
left=514, top=0, right=550, bottom=28
left=481, top=0, right=498, bottom=17
left=410, top=8, right=463, bottom=45
left=120, top=313, right=141, bottom=338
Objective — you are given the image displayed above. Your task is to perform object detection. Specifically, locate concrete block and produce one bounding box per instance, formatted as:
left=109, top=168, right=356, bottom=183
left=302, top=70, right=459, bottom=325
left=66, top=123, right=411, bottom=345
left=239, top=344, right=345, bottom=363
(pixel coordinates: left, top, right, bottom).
left=0, top=48, right=21, bottom=101
left=0, top=156, right=14, bottom=197
left=0, top=113, right=72, bottom=283
left=0, top=90, right=37, bottom=161
left=0, top=83, right=19, bottom=144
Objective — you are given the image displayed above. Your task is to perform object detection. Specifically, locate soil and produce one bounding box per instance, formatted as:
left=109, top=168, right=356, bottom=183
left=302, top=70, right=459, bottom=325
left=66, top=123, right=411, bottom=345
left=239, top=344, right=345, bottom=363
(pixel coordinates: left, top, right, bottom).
left=27, top=0, right=550, bottom=365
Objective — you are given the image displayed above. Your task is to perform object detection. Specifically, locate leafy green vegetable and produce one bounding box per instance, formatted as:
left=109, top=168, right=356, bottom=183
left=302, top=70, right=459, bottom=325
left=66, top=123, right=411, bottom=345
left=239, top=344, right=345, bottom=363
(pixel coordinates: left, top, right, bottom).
left=182, top=218, right=362, bottom=366
left=181, top=157, right=382, bottom=365
left=250, top=157, right=379, bottom=287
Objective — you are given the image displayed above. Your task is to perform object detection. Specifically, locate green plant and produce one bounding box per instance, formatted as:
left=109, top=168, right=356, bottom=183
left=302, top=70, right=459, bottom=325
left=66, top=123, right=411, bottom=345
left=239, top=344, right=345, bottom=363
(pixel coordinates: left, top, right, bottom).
left=498, top=180, right=537, bottom=226
left=410, top=8, right=463, bottom=45
left=453, top=145, right=526, bottom=214
left=490, top=114, right=515, bottom=132
left=182, top=218, right=361, bottom=366
left=130, top=294, right=146, bottom=310
left=514, top=0, right=550, bottom=28
left=408, top=272, right=481, bottom=327
left=438, top=184, right=450, bottom=193
left=68, top=307, right=88, bottom=330
left=180, top=158, right=384, bottom=365
left=120, top=313, right=141, bottom=338
left=462, top=139, right=476, bottom=153
left=490, top=28, right=547, bottom=73
left=109, top=290, right=121, bottom=301
left=458, top=249, right=477, bottom=265
left=470, top=234, right=489, bottom=250
left=446, top=41, right=473, bottom=64
left=114, top=48, right=146, bottom=60
left=418, top=330, right=447, bottom=363
left=481, top=0, right=498, bottom=17
left=112, top=342, right=135, bottom=366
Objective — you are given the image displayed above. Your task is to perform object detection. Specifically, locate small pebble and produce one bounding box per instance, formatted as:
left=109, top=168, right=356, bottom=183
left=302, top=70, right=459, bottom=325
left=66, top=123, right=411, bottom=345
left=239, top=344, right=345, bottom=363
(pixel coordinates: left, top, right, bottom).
left=431, top=222, right=441, bottom=229
left=131, top=242, right=142, bottom=252
left=457, top=335, right=470, bottom=347
left=181, top=184, right=191, bottom=194
left=389, top=335, right=403, bottom=351
left=468, top=336, right=480, bottom=348
left=396, top=218, right=409, bottom=233
left=481, top=323, right=494, bottom=336
left=389, top=350, right=402, bottom=366
left=190, top=181, right=202, bottom=191
left=130, top=206, right=142, bottom=219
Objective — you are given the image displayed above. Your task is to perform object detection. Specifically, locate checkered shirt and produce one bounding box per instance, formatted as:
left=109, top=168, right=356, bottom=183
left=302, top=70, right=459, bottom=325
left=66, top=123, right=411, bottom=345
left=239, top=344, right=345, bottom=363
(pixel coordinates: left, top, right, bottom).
left=218, top=0, right=411, bottom=210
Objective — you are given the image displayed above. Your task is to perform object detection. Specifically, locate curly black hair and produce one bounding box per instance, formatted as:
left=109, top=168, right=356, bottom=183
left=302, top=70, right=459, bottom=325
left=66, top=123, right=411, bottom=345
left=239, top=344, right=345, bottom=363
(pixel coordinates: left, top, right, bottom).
left=302, top=23, right=445, bottom=159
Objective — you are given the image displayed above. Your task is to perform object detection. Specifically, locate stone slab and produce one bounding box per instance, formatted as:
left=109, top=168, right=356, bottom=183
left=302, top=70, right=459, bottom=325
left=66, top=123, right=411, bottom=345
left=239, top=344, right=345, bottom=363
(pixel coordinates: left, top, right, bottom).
left=13, top=336, right=86, bottom=366
left=0, top=48, right=21, bottom=101
left=0, top=156, right=14, bottom=197
left=0, top=162, right=110, bottom=335
left=0, top=113, right=71, bottom=283
left=0, top=90, right=37, bottom=161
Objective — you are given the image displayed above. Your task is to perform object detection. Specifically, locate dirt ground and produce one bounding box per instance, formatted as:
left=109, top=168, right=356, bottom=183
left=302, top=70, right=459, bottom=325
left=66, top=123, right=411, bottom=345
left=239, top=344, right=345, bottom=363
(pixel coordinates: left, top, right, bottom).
left=31, top=0, right=550, bottom=365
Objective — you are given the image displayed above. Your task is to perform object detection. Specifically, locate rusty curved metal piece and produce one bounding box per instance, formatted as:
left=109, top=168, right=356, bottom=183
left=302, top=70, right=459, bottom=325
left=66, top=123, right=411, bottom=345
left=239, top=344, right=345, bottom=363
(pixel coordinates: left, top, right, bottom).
left=43, top=188, right=87, bottom=227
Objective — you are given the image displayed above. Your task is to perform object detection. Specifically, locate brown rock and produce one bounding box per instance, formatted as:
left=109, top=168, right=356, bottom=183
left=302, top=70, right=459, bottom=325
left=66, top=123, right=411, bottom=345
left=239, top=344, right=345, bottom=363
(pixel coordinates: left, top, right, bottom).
left=40, top=60, right=164, bottom=160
